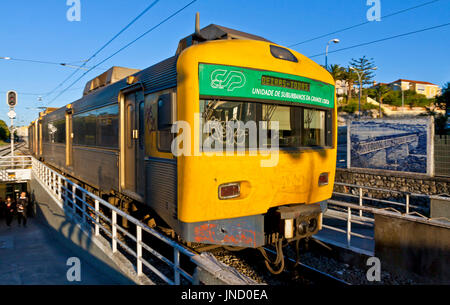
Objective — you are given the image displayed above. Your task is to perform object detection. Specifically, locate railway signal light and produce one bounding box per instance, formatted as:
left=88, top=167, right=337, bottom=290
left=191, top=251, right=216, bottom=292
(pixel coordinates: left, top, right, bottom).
left=6, top=90, right=17, bottom=107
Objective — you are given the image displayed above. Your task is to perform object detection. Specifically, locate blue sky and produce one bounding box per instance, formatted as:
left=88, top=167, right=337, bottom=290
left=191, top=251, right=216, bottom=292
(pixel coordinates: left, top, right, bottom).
left=0, top=0, right=449, bottom=125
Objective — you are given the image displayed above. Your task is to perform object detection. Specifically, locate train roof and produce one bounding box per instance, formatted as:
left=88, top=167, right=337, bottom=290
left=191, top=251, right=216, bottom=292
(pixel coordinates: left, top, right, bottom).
left=176, top=24, right=271, bottom=55
left=44, top=23, right=272, bottom=118
left=54, top=56, right=177, bottom=117
left=83, top=66, right=141, bottom=96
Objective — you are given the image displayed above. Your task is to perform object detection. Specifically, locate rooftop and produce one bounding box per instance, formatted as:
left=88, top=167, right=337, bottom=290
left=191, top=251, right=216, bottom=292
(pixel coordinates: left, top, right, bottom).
left=390, top=79, right=439, bottom=86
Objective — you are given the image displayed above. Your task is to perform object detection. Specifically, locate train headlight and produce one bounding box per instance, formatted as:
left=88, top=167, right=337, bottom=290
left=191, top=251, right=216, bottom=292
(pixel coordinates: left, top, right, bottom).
left=318, top=172, right=329, bottom=186
left=218, top=182, right=240, bottom=200
left=284, top=219, right=294, bottom=239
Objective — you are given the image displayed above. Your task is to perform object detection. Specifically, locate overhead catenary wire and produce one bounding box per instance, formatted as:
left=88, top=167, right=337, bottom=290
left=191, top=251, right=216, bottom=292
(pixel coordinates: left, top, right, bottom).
left=288, top=0, right=442, bottom=48
left=0, top=56, right=107, bottom=70
left=43, top=0, right=161, bottom=99
left=308, top=22, right=450, bottom=58
left=0, top=87, right=83, bottom=97
left=47, top=0, right=198, bottom=106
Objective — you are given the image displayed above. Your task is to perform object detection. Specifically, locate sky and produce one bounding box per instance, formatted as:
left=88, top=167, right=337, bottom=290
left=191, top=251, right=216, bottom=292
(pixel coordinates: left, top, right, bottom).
left=0, top=0, right=449, bottom=125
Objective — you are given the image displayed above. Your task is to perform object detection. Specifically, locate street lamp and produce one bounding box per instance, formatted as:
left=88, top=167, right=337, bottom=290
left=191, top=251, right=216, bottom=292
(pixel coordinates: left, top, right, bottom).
left=325, top=39, right=340, bottom=69
left=392, top=83, right=405, bottom=113
left=350, top=66, right=377, bottom=119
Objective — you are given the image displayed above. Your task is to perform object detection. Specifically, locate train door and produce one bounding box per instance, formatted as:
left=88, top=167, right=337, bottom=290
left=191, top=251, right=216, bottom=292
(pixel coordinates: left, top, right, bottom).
left=124, top=93, right=136, bottom=192
left=28, top=125, right=33, bottom=154
left=65, top=107, right=73, bottom=167
left=136, top=92, right=145, bottom=197
left=33, top=121, right=38, bottom=155
left=122, top=90, right=145, bottom=199
left=38, top=119, right=43, bottom=158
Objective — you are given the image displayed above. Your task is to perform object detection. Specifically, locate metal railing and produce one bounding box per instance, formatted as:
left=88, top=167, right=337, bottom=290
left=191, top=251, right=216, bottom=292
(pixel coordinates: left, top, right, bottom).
left=317, top=182, right=450, bottom=255
left=31, top=158, right=203, bottom=284
left=0, top=155, right=33, bottom=181
left=435, top=135, right=450, bottom=177
left=319, top=200, right=376, bottom=256
left=0, top=155, right=32, bottom=170
left=333, top=181, right=430, bottom=215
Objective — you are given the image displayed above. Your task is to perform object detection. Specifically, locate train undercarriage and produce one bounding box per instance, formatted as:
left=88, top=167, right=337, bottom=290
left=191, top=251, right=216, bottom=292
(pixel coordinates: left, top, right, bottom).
left=42, top=159, right=326, bottom=274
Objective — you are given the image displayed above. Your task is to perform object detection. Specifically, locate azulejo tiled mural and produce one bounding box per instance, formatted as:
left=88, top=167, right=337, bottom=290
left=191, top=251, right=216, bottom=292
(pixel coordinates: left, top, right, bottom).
left=348, top=118, right=434, bottom=175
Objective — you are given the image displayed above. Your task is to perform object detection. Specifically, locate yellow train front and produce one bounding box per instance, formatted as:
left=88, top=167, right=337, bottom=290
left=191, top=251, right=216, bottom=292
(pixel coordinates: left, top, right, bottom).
left=164, top=26, right=337, bottom=249
left=28, top=24, right=336, bottom=257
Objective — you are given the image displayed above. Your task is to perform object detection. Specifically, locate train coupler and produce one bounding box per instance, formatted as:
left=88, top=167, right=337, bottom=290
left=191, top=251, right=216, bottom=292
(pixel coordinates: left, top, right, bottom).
left=276, top=201, right=326, bottom=241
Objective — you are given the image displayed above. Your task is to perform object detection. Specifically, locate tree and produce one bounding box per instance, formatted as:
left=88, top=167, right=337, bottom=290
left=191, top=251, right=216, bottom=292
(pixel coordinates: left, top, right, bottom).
left=383, top=89, right=434, bottom=108
left=0, top=120, right=10, bottom=142
left=342, top=67, right=359, bottom=101
left=327, top=64, right=345, bottom=81
left=436, top=82, right=450, bottom=110
left=371, top=84, right=391, bottom=117
left=349, top=56, right=376, bottom=87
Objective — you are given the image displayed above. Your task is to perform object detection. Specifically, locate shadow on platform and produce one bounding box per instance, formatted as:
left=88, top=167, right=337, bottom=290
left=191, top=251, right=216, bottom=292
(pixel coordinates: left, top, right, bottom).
left=0, top=180, right=135, bottom=285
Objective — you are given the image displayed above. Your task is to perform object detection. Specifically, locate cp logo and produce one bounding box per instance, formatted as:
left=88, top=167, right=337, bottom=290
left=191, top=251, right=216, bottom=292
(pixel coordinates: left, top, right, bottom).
left=210, top=69, right=246, bottom=92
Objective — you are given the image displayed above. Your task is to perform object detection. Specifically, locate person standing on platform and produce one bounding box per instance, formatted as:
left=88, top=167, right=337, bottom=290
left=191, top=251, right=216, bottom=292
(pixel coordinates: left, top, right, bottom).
left=17, top=192, right=28, bottom=227
left=5, top=197, right=15, bottom=227
left=0, top=197, right=4, bottom=219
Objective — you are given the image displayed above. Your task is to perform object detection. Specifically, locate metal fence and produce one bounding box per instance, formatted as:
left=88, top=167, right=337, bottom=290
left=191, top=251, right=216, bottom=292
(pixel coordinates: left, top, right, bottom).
left=0, top=156, right=32, bottom=182
left=337, top=126, right=347, bottom=168
left=435, top=135, right=450, bottom=177
left=30, top=157, right=251, bottom=285
left=333, top=181, right=429, bottom=215
left=0, top=155, right=32, bottom=170
left=316, top=181, right=450, bottom=256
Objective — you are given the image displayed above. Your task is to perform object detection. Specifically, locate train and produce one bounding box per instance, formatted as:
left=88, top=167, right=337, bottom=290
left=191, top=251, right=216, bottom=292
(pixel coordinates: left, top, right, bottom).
left=29, top=16, right=337, bottom=273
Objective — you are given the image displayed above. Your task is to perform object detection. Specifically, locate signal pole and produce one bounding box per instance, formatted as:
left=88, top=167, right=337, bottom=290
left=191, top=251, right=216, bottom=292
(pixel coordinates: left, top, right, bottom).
left=6, top=91, right=18, bottom=157
left=11, top=115, right=14, bottom=157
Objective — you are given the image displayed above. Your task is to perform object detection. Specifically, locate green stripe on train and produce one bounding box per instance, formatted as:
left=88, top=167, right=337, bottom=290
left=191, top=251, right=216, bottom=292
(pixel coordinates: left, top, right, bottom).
left=199, top=63, right=335, bottom=109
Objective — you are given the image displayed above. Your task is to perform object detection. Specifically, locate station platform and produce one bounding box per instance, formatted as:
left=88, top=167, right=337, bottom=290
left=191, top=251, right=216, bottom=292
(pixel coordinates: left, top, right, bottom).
left=0, top=213, right=133, bottom=285
left=0, top=186, right=135, bottom=285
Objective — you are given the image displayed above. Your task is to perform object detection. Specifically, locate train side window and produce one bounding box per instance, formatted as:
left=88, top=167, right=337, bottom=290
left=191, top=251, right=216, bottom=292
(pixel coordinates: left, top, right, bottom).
left=126, top=104, right=134, bottom=149
left=73, top=105, right=118, bottom=148
left=302, top=108, right=326, bottom=147
left=73, top=110, right=97, bottom=146
left=97, top=104, right=119, bottom=148
left=157, top=92, right=176, bottom=153
left=158, top=130, right=173, bottom=152
left=139, top=101, right=145, bottom=150
left=43, top=119, right=66, bottom=144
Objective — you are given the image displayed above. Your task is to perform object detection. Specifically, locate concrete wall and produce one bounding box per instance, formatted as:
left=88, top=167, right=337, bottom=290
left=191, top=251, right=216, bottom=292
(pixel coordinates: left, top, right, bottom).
left=335, top=168, right=450, bottom=196
left=334, top=168, right=450, bottom=216
left=374, top=214, right=450, bottom=283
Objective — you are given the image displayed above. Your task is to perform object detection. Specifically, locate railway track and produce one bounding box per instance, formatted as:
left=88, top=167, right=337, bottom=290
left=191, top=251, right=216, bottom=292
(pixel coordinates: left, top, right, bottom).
left=263, top=246, right=350, bottom=285
left=203, top=242, right=351, bottom=285
left=95, top=213, right=350, bottom=285
left=0, top=142, right=26, bottom=157
left=29, top=151, right=351, bottom=285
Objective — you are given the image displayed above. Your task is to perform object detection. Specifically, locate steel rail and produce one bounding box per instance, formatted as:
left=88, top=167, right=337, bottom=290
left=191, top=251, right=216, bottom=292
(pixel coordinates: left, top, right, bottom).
left=263, top=247, right=351, bottom=285
left=0, top=142, right=25, bottom=156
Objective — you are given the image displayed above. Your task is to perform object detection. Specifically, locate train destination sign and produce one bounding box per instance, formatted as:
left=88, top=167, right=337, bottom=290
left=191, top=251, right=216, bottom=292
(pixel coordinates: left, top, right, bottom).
left=261, top=75, right=310, bottom=92
left=199, top=63, right=334, bottom=108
